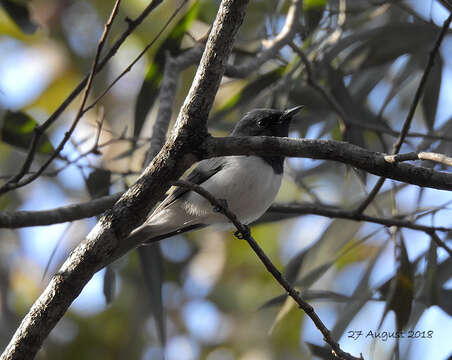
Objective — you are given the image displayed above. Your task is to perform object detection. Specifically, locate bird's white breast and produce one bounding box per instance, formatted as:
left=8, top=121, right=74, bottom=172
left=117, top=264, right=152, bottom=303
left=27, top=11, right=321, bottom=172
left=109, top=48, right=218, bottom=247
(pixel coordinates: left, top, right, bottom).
left=184, top=156, right=282, bottom=227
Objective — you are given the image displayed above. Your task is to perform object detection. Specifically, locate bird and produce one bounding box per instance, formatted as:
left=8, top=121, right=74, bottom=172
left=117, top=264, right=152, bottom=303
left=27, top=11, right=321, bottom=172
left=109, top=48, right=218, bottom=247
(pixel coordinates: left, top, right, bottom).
left=127, top=106, right=303, bottom=245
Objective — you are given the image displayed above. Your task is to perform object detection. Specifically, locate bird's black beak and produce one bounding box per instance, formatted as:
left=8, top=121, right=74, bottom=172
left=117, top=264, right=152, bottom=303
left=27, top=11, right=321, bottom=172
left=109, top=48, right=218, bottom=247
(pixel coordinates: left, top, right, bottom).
left=280, top=105, right=304, bottom=122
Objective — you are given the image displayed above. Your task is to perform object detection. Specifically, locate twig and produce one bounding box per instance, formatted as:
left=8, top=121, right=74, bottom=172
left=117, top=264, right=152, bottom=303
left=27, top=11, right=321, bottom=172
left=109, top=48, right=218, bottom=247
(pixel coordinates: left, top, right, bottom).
left=41, top=223, right=73, bottom=282
left=290, top=43, right=347, bottom=132
left=384, top=152, right=452, bottom=167
left=173, top=180, right=363, bottom=360
left=344, top=122, right=452, bottom=143
left=354, top=13, right=452, bottom=214
left=0, top=1, right=250, bottom=358
left=2, top=193, right=450, bottom=234
left=224, top=0, right=302, bottom=78
left=203, top=136, right=452, bottom=191
left=2, top=135, right=452, bottom=228
left=0, top=0, right=122, bottom=195
left=0, top=193, right=122, bottom=228
left=291, top=43, right=452, bottom=144
left=268, top=203, right=451, bottom=233
left=0, top=0, right=165, bottom=196
left=83, top=0, right=190, bottom=115
left=427, top=231, right=452, bottom=257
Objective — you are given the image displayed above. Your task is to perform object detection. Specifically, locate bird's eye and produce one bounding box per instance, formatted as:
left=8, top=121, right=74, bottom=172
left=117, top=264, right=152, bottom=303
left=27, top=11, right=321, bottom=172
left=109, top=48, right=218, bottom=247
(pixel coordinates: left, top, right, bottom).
left=257, top=118, right=268, bottom=127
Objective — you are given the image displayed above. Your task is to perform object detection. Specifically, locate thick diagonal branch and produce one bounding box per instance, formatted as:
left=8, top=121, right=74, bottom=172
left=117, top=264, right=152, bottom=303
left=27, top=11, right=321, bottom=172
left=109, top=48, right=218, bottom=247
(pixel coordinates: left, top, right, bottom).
left=1, top=137, right=451, bottom=228
left=0, top=1, right=249, bottom=359
left=173, top=180, right=362, bottom=360
left=203, top=137, right=452, bottom=191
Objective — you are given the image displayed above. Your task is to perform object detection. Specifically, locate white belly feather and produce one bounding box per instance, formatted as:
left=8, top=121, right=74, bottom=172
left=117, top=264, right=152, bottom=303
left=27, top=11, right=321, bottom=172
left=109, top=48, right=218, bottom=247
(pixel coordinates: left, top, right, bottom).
left=183, top=156, right=282, bottom=227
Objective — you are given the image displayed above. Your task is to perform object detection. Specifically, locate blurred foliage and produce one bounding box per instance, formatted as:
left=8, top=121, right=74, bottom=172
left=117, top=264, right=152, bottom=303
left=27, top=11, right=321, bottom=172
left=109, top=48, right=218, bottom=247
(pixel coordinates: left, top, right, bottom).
left=134, top=0, right=200, bottom=138
left=0, top=1, right=451, bottom=360
left=0, top=0, right=37, bottom=34
left=0, top=111, right=54, bottom=155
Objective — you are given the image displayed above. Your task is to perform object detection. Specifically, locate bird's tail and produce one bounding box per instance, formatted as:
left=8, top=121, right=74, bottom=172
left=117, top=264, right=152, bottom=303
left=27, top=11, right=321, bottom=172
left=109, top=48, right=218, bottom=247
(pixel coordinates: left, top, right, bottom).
left=127, top=223, right=206, bottom=246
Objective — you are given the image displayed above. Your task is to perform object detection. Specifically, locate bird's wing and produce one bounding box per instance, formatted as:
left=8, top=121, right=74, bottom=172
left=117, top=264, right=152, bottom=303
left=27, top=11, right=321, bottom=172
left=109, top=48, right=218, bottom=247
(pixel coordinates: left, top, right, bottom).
left=152, top=157, right=225, bottom=213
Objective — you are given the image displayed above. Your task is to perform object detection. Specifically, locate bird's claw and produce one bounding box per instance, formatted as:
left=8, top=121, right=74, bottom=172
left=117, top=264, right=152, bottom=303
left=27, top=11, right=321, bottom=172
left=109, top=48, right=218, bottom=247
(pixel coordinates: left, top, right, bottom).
left=234, top=226, right=250, bottom=240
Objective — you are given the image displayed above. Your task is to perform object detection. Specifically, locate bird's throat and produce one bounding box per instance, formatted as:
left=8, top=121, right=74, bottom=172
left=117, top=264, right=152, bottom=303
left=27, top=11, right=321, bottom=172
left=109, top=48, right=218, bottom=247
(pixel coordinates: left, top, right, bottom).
left=261, top=156, right=284, bottom=174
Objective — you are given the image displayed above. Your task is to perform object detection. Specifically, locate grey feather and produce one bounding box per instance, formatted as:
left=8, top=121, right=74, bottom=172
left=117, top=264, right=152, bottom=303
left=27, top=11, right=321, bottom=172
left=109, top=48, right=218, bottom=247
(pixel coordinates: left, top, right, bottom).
left=153, top=158, right=225, bottom=213
left=127, top=106, right=303, bottom=246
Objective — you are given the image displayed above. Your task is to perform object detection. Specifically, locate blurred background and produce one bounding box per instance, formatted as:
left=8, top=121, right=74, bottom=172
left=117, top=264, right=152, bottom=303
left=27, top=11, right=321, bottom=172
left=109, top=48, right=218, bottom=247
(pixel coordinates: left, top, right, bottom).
left=0, top=0, right=451, bottom=359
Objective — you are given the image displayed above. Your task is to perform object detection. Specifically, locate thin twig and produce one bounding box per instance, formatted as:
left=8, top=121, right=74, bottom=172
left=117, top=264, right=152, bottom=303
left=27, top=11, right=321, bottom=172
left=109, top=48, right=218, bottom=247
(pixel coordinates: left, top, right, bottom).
left=291, top=43, right=452, bottom=144
left=290, top=43, right=348, bottom=132
left=1, top=194, right=450, bottom=234
left=173, top=180, right=363, bottom=360
left=268, top=203, right=451, bottom=233
left=0, top=1, right=250, bottom=358
left=354, top=13, right=452, bottom=214
left=224, top=0, right=302, bottom=78
left=384, top=151, right=452, bottom=167
left=83, top=0, right=190, bottom=115
left=427, top=231, right=452, bottom=257
left=0, top=0, right=122, bottom=196
left=0, top=193, right=122, bottom=228
left=0, top=0, right=164, bottom=196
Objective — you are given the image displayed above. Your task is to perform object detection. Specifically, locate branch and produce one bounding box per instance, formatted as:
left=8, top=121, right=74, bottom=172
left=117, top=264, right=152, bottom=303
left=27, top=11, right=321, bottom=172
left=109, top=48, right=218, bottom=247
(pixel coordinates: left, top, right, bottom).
left=268, top=203, right=451, bottom=233
left=0, top=1, right=249, bottom=359
left=173, top=180, right=362, bottom=360
left=354, top=13, right=452, bottom=213
left=203, top=137, right=452, bottom=191
left=438, top=0, right=452, bottom=12
left=427, top=231, right=452, bottom=257
left=1, top=138, right=451, bottom=229
left=146, top=52, right=180, bottom=163
left=84, top=1, right=190, bottom=116
left=290, top=43, right=347, bottom=132
left=0, top=193, right=121, bottom=228
left=0, top=0, right=165, bottom=196
left=384, top=151, right=452, bottom=167
left=224, top=0, right=302, bottom=78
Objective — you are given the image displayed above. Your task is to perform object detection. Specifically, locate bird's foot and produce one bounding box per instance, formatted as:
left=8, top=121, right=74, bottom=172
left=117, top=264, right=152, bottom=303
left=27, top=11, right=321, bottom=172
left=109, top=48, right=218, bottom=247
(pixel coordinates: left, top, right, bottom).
left=234, top=225, right=250, bottom=240
left=213, top=198, right=228, bottom=213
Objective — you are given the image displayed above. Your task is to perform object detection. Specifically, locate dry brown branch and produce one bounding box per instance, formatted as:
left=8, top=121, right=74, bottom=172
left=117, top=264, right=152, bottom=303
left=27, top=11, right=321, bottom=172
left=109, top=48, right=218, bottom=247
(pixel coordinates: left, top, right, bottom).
left=173, top=180, right=363, bottom=360
left=0, top=1, right=250, bottom=359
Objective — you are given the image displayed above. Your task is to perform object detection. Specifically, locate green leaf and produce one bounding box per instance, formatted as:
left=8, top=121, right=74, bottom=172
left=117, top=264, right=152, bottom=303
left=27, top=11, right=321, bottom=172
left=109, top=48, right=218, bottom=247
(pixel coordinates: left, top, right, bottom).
left=418, top=239, right=439, bottom=307
left=303, top=0, right=326, bottom=35
left=294, top=262, right=334, bottom=288
left=373, top=57, right=417, bottom=116
left=306, top=342, right=333, bottom=360
left=0, top=111, right=54, bottom=155
left=103, top=266, right=116, bottom=304
left=134, top=0, right=199, bottom=138
left=212, top=66, right=287, bottom=122
left=331, top=239, right=389, bottom=340
left=297, top=219, right=362, bottom=280
left=381, top=236, right=414, bottom=331
left=421, top=56, right=442, bottom=131
left=349, top=64, right=392, bottom=103
left=260, top=289, right=350, bottom=310
left=303, top=0, right=327, bottom=9
left=437, top=288, right=452, bottom=316
left=134, top=60, right=163, bottom=140
left=138, top=244, right=166, bottom=347
left=284, top=245, right=310, bottom=284
left=326, top=22, right=439, bottom=72
left=1, top=0, right=38, bottom=34
left=418, top=116, right=452, bottom=151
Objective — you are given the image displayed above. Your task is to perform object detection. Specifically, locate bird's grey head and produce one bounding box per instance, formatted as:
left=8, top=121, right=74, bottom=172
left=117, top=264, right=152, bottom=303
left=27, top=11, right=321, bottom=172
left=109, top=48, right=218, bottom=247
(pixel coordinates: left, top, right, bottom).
left=230, top=106, right=303, bottom=137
